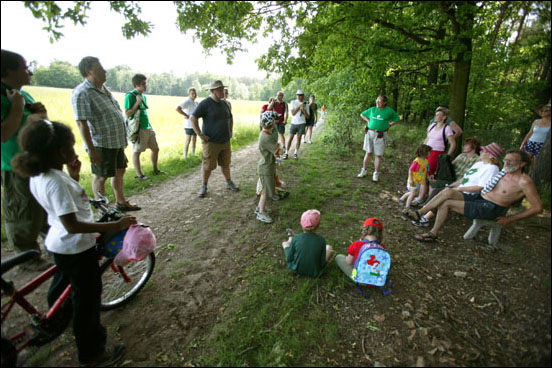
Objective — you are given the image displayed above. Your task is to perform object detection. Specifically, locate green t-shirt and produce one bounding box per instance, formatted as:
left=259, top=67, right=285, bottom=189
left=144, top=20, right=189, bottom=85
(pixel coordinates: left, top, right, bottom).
left=257, top=130, right=278, bottom=175
left=124, top=90, right=151, bottom=129
left=1, top=83, right=36, bottom=171
left=361, top=106, right=400, bottom=132
left=284, top=232, right=327, bottom=278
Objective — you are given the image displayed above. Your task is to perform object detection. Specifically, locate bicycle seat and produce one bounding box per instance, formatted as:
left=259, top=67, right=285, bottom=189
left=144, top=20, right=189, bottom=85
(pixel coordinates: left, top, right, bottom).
left=1, top=250, right=40, bottom=275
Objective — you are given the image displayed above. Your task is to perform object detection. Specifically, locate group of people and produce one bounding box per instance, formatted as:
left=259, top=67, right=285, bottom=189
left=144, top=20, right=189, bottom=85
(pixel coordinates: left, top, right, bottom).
left=1, top=46, right=549, bottom=365
left=355, top=93, right=546, bottom=243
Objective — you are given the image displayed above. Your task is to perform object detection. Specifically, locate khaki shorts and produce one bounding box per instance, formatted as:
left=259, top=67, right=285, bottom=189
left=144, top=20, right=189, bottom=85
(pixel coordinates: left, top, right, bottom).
left=91, top=147, right=128, bottom=178
left=289, top=123, right=306, bottom=135
left=259, top=174, right=276, bottom=198
left=363, top=130, right=388, bottom=156
left=202, top=141, right=232, bottom=171
left=133, top=129, right=159, bottom=153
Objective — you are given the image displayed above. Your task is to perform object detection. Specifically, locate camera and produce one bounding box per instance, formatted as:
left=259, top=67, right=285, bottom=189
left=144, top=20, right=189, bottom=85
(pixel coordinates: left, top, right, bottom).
left=303, top=102, right=307, bottom=105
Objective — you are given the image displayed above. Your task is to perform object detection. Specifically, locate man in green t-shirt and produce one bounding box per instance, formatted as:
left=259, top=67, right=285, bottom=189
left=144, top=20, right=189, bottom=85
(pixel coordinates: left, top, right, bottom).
left=1, top=50, right=50, bottom=268
left=124, top=74, right=164, bottom=181
left=357, top=95, right=400, bottom=182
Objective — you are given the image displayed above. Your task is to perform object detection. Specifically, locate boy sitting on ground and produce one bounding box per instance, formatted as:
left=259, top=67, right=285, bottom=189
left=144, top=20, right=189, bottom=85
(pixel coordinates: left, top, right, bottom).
left=336, top=217, right=385, bottom=277
left=282, top=209, right=335, bottom=277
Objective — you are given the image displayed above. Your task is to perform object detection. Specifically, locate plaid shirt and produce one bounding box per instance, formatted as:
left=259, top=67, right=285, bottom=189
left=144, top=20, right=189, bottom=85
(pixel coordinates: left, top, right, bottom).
left=72, top=80, right=127, bottom=149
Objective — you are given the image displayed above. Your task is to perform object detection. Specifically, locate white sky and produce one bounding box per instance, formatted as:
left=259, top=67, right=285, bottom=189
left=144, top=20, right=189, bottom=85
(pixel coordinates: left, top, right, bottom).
left=1, top=1, right=271, bottom=79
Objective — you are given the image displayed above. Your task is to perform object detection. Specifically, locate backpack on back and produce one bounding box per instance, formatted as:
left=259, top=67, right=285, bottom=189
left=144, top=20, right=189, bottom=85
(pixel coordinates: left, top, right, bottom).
left=125, top=91, right=141, bottom=144
left=351, top=240, right=392, bottom=296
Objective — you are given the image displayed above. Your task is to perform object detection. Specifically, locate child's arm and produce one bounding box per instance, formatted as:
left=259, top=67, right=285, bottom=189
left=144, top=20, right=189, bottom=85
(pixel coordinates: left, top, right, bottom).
left=345, top=254, right=354, bottom=265
left=60, top=213, right=137, bottom=234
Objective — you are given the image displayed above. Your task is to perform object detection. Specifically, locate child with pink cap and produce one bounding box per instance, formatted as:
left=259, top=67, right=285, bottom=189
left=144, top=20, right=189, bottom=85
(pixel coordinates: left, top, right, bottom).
left=281, top=209, right=335, bottom=277
left=336, top=217, right=386, bottom=277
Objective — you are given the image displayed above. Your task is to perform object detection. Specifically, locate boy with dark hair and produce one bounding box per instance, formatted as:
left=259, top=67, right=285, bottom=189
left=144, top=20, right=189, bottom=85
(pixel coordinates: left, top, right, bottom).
left=124, top=74, right=165, bottom=181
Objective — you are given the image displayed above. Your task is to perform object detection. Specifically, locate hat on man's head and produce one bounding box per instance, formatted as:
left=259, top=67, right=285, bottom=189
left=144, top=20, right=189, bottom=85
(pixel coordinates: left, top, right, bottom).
left=296, top=89, right=305, bottom=95
left=260, top=111, right=280, bottom=128
left=208, top=80, right=226, bottom=90
left=301, top=209, right=320, bottom=230
left=482, top=142, right=504, bottom=159
left=363, top=217, right=384, bottom=230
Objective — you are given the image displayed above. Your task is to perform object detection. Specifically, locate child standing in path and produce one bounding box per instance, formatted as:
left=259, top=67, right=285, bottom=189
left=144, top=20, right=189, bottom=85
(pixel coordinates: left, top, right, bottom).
left=11, top=120, right=136, bottom=367
left=256, top=111, right=281, bottom=223
left=399, top=144, right=431, bottom=209
left=282, top=210, right=335, bottom=277
left=336, top=217, right=385, bottom=277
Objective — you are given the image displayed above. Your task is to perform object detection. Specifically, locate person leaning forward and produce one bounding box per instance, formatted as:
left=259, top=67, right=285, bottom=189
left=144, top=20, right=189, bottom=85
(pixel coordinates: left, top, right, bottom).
left=190, top=80, right=240, bottom=198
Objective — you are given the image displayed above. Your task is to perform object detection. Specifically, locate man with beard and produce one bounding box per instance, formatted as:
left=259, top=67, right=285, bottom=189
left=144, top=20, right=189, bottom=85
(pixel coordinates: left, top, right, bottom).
left=405, top=149, right=543, bottom=242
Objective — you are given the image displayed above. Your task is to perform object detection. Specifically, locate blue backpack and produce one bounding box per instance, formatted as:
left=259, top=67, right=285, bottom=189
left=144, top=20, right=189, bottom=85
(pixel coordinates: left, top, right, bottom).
left=351, top=240, right=392, bottom=296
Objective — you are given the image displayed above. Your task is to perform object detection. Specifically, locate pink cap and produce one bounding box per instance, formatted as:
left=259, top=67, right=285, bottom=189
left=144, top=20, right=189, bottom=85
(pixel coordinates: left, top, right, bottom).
left=301, top=209, right=321, bottom=230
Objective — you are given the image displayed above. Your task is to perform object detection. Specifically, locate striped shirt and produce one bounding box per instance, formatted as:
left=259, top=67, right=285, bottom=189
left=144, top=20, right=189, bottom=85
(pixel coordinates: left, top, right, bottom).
left=481, top=170, right=507, bottom=195
left=72, top=80, right=127, bottom=149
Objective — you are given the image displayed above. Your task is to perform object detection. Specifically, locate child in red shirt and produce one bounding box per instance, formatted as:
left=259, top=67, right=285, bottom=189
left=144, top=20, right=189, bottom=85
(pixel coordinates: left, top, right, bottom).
left=335, top=217, right=385, bottom=277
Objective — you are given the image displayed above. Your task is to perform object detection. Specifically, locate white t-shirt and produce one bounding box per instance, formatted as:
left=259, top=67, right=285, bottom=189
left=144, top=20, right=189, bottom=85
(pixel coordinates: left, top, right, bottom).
left=290, top=100, right=307, bottom=125
left=459, top=161, right=499, bottom=193
left=30, top=169, right=98, bottom=255
left=178, top=97, right=199, bottom=129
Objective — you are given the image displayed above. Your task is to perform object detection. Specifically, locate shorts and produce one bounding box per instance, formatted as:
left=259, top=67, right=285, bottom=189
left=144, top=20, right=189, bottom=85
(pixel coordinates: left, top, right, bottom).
left=276, top=123, right=286, bottom=135
left=259, top=174, right=276, bottom=198
left=305, top=118, right=315, bottom=127
left=133, top=129, right=159, bottom=153
left=202, top=141, right=232, bottom=171
left=463, top=193, right=509, bottom=221
left=524, top=140, right=544, bottom=157
left=91, top=147, right=128, bottom=178
left=185, top=128, right=197, bottom=136
left=363, top=130, right=387, bottom=156
left=289, top=123, right=306, bottom=135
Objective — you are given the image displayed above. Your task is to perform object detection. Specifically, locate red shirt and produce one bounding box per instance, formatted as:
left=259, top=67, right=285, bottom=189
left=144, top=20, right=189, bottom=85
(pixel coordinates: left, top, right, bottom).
left=273, top=101, right=287, bottom=124
left=348, top=240, right=387, bottom=263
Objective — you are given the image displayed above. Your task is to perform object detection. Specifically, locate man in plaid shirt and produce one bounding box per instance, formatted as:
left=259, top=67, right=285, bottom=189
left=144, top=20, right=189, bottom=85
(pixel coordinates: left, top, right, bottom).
left=72, top=56, right=140, bottom=211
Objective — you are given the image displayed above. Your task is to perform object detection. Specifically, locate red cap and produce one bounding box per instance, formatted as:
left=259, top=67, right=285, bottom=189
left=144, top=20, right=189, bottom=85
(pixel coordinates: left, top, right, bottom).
left=363, top=217, right=383, bottom=230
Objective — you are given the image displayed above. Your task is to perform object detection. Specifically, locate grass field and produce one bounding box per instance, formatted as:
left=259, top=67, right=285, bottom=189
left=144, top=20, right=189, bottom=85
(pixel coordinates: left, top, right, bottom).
left=1, top=86, right=264, bottom=242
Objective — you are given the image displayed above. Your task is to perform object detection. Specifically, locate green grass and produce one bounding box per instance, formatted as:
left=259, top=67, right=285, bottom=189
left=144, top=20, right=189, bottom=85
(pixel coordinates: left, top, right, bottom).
left=1, top=86, right=263, bottom=243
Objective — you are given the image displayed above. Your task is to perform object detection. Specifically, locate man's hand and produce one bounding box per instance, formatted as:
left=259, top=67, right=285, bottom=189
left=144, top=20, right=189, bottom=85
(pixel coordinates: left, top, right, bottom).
left=199, top=133, right=210, bottom=143
left=6, top=89, right=25, bottom=110
left=66, top=156, right=82, bottom=181
left=496, top=216, right=514, bottom=227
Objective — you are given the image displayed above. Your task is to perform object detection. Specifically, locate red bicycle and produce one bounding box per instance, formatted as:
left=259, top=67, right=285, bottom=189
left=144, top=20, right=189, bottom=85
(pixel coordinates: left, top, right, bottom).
left=1, top=196, right=155, bottom=366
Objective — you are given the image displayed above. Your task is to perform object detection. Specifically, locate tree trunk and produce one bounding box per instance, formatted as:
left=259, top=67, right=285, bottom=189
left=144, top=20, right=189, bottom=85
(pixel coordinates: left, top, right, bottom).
left=531, top=131, right=551, bottom=193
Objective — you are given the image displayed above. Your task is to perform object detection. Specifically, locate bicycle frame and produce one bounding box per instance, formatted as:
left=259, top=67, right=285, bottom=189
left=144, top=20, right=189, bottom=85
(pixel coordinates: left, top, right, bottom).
left=1, top=264, right=71, bottom=352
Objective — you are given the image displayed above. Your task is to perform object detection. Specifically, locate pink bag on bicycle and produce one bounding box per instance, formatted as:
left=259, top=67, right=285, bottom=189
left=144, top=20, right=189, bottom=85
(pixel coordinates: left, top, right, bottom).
left=114, top=224, right=156, bottom=266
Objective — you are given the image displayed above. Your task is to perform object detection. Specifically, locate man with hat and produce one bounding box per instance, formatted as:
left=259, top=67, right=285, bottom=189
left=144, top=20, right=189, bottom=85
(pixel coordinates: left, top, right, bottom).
left=190, top=80, right=239, bottom=198
left=284, top=89, right=310, bottom=160
left=407, top=148, right=543, bottom=242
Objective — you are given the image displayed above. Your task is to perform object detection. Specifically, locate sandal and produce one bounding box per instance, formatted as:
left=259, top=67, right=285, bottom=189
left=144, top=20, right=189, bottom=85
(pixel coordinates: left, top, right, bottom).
left=414, top=232, right=438, bottom=242
left=116, top=202, right=141, bottom=212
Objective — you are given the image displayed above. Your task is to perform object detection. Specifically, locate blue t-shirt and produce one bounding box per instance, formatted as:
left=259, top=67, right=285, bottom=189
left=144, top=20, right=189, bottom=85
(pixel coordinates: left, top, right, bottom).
left=191, top=97, right=232, bottom=143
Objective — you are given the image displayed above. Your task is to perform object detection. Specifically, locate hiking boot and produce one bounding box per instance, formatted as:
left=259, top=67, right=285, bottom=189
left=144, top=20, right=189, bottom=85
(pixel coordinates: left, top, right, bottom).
left=198, top=184, right=207, bottom=198
left=79, top=343, right=125, bottom=367
left=372, top=171, right=380, bottom=182
left=256, top=211, right=273, bottom=223
left=357, top=168, right=368, bottom=178
left=227, top=180, right=240, bottom=192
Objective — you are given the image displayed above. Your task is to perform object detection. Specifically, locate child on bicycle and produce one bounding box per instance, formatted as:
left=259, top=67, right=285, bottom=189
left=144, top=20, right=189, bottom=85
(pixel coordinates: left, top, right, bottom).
left=281, top=209, right=335, bottom=277
left=399, top=144, right=431, bottom=210
left=11, top=119, right=135, bottom=367
left=335, top=217, right=385, bottom=277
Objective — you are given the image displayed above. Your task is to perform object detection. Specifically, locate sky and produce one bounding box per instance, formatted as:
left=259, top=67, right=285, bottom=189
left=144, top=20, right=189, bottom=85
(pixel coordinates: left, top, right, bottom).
left=0, top=1, right=271, bottom=79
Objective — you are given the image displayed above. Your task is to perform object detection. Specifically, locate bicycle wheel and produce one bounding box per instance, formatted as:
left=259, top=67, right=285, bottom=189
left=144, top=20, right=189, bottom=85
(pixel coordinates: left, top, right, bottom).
left=99, top=253, right=155, bottom=311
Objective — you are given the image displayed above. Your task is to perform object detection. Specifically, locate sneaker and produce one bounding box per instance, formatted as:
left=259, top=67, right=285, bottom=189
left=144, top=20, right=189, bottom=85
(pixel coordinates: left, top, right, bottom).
left=198, top=185, right=207, bottom=198
left=372, top=171, right=380, bottom=182
left=293, top=153, right=298, bottom=160
left=80, top=344, right=126, bottom=367
left=411, top=198, right=424, bottom=207
left=272, top=194, right=280, bottom=201
left=256, top=211, right=273, bottom=223
left=283, top=153, right=288, bottom=160
left=412, top=216, right=430, bottom=227
left=357, top=168, right=368, bottom=178
left=152, top=169, right=167, bottom=175
left=227, top=180, right=240, bottom=192
left=308, top=139, right=313, bottom=144
left=135, top=175, right=151, bottom=181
